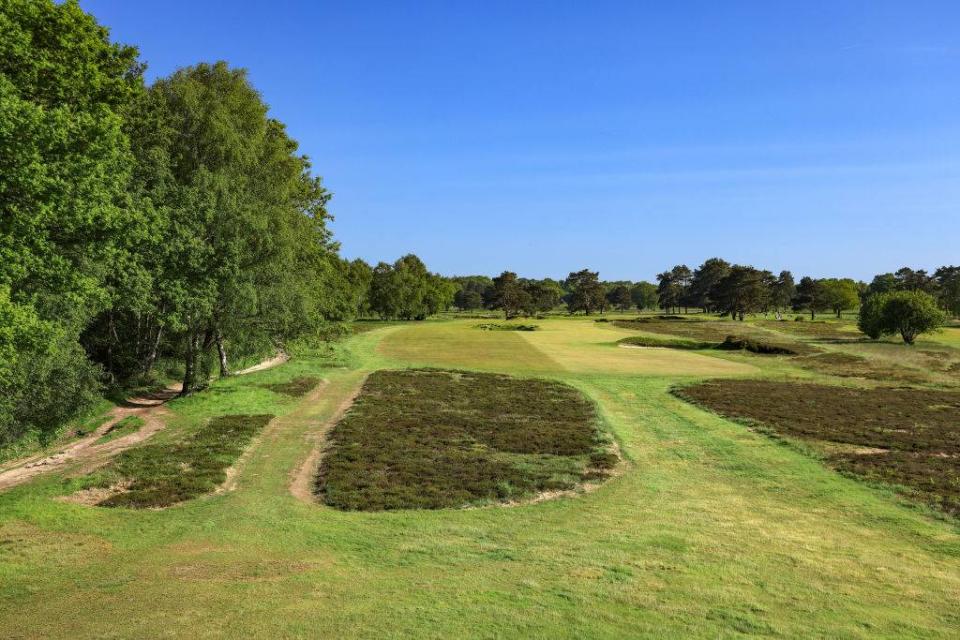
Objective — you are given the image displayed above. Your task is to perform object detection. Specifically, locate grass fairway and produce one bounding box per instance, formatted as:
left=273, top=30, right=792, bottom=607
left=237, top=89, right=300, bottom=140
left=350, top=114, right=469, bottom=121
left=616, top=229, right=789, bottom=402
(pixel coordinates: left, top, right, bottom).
left=1, top=321, right=959, bottom=638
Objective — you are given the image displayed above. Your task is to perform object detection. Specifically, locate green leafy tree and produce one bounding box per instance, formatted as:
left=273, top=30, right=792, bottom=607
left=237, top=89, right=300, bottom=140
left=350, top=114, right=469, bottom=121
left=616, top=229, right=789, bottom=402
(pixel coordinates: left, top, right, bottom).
left=656, top=271, right=679, bottom=313
left=820, top=278, right=860, bottom=318
left=769, top=271, right=796, bottom=313
left=894, top=267, right=936, bottom=293
left=0, top=0, right=143, bottom=440
left=688, top=258, right=730, bottom=312
left=487, top=272, right=530, bottom=319
left=630, top=281, right=658, bottom=310
left=710, top=265, right=769, bottom=321
left=452, top=276, right=493, bottom=311
left=858, top=290, right=946, bottom=344
left=565, top=269, right=605, bottom=315
left=606, top=285, right=633, bottom=312
left=524, top=279, right=563, bottom=314
left=934, top=266, right=960, bottom=317
left=793, top=277, right=829, bottom=319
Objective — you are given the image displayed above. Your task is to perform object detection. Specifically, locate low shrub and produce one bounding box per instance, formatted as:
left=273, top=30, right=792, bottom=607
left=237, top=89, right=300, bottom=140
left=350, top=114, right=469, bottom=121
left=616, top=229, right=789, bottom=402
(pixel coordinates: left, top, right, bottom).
left=316, top=369, right=615, bottom=510
left=89, top=413, right=274, bottom=508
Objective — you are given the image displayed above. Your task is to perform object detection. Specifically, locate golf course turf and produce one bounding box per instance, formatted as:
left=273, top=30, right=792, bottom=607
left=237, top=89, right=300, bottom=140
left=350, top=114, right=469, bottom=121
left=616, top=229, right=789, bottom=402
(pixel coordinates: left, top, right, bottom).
left=0, top=317, right=958, bottom=638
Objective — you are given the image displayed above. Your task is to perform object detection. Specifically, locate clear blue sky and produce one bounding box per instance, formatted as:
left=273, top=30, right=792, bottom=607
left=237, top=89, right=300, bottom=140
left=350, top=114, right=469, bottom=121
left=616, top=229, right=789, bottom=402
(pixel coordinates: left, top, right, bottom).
left=82, top=0, right=960, bottom=281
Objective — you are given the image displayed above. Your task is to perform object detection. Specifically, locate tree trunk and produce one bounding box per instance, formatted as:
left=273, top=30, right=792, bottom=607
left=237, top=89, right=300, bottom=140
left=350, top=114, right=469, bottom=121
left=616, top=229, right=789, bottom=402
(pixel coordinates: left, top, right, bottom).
left=810, top=309, right=815, bottom=320
left=181, top=333, right=198, bottom=396
left=144, top=325, right=163, bottom=375
left=216, top=332, right=230, bottom=377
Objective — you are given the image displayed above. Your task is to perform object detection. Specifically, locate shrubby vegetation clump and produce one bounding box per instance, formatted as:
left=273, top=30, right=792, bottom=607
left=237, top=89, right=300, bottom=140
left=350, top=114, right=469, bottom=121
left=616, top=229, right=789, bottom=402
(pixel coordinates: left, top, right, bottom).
left=858, top=290, right=946, bottom=344
left=316, top=369, right=615, bottom=510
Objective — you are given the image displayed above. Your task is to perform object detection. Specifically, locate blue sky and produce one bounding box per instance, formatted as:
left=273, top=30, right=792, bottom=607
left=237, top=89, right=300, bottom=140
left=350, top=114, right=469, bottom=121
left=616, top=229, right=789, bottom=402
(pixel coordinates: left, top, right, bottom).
left=82, top=0, right=960, bottom=281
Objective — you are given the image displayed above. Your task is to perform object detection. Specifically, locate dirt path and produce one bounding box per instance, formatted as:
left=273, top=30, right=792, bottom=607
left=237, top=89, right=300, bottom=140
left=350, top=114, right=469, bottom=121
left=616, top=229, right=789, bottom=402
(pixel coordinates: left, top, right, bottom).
left=290, top=375, right=367, bottom=504
left=218, top=379, right=330, bottom=495
left=0, top=352, right=290, bottom=493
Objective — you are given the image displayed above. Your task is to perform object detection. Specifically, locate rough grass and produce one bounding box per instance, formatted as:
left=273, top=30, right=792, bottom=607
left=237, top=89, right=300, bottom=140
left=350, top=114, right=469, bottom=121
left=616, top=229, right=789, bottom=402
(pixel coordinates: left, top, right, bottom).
left=675, top=379, right=960, bottom=515
left=93, top=416, right=144, bottom=445
left=316, top=369, right=614, bottom=510
left=474, top=322, right=539, bottom=331
left=794, top=352, right=934, bottom=384
left=88, top=414, right=274, bottom=508
left=618, top=334, right=714, bottom=350
left=260, top=376, right=322, bottom=397
left=613, top=318, right=817, bottom=354
left=757, top=319, right=860, bottom=340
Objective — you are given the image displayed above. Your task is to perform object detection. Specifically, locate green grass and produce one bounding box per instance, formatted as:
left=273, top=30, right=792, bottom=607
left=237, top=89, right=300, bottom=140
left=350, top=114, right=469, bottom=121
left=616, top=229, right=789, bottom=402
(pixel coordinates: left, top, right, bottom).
left=93, top=416, right=144, bottom=445
left=259, top=376, right=322, bottom=397
left=317, top=369, right=614, bottom=510
left=676, top=378, right=960, bottom=515
left=0, top=319, right=958, bottom=638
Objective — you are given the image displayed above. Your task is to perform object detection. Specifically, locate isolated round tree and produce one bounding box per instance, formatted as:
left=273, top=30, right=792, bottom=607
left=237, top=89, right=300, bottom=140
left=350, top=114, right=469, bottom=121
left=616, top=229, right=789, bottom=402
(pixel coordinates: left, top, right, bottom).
left=858, top=290, right=946, bottom=344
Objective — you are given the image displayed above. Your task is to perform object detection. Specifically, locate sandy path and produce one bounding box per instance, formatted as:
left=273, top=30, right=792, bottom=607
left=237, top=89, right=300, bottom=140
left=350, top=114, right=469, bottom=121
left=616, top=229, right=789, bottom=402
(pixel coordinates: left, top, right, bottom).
left=289, top=375, right=367, bottom=504
left=0, top=352, right=289, bottom=492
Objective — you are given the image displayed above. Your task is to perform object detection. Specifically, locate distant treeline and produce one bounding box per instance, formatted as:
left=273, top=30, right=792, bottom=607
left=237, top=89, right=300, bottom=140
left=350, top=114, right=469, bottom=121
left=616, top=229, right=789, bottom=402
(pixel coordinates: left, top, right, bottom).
left=436, top=262, right=960, bottom=322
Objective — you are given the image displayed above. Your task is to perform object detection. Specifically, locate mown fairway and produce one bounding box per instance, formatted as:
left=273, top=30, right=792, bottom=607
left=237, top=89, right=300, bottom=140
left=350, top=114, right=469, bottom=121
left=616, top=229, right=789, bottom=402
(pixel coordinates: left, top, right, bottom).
left=1, top=319, right=959, bottom=638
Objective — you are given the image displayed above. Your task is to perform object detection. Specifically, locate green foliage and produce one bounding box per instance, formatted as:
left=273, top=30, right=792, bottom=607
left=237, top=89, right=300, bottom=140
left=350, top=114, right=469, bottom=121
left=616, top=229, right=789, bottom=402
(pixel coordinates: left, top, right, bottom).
left=630, top=281, right=658, bottom=310
left=0, top=0, right=140, bottom=442
left=486, top=271, right=531, bottom=319
left=819, top=278, right=860, bottom=317
left=606, top=285, right=633, bottom=311
left=709, top=265, right=770, bottom=320
left=451, top=275, right=493, bottom=311
left=688, top=258, right=730, bottom=312
left=793, top=276, right=830, bottom=319
left=566, top=269, right=605, bottom=314
left=369, top=254, right=452, bottom=320
left=858, top=290, right=946, bottom=344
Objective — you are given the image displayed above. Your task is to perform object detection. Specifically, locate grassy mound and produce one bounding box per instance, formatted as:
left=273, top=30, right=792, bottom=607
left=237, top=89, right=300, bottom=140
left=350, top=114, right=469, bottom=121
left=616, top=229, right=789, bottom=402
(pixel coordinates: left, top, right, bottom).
left=89, top=414, right=274, bottom=508
left=615, top=322, right=809, bottom=355
left=716, top=335, right=799, bottom=355
left=261, top=376, right=321, bottom=397
left=618, top=335, right=712, bottom=350
left=675, top=379, right=960, bottom=515
left=316, top=369, right=615, bottom=510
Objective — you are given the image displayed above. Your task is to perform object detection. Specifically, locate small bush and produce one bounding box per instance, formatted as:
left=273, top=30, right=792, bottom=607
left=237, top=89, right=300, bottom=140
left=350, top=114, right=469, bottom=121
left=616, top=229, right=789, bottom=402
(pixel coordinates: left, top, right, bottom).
left=859, top=290, right=946, bottom=344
